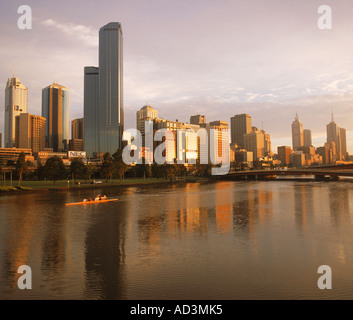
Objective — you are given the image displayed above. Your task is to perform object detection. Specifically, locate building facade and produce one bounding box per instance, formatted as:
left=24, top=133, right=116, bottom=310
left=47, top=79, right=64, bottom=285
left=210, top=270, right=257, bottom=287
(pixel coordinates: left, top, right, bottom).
left=42, top=83, right=69, bottom=152
left=326, top=115, right=348, bottom=161
left=190, top=115, right=206, bottom=126
left=291, top=113, right=304, bottom=151
left=303, top=129, right=312, bottom=147
left=15, top=113, right=46, bottom=153
left=83, top=66, right=99, bottom=157
left=99, top=22, right=124, bottom=154
left=277, top=146, right=292, bottom=166
left=72, top=118, right=84, bottom=140
left=4, top=76, right=28, bottom=148
left=84, top=22, right=124, bottom=157
left=230, top=114, right=252, bottom=148
left=243, top=129, right=265, bottom=160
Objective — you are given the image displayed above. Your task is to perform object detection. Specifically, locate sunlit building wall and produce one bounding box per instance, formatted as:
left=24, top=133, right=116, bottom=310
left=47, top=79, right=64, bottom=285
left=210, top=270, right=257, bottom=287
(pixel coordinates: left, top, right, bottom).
left=4, top=76, right=28, bottom=148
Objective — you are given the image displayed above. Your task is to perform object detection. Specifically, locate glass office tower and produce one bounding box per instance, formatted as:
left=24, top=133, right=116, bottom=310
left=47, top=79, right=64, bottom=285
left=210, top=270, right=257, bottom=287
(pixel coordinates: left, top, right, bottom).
left=84, top=22, right=124, bottom=158
left=42, top=83, right=69, bottom=152
left=84, top=66, right=99, bottom=157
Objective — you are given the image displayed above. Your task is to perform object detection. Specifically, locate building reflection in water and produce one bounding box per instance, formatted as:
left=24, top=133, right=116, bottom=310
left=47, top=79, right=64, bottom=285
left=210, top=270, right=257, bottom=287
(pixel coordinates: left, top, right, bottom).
left=40, top=203, right=67, bottom=290
left=328, top=183, right=350, bottom=228
left=2, top=195, right=38, bottom=290
left=214, top=182, right=233, bottom=234
left=232, top=184, right=273, bottom=237
left=84, top=200, right=127, bottom=299
left=294, top=184, right=314, bottom=232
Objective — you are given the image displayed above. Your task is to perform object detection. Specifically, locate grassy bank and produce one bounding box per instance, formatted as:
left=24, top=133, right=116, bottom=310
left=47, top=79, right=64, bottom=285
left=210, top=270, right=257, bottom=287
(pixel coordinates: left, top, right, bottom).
left=0, top=176, right=210, bottom=193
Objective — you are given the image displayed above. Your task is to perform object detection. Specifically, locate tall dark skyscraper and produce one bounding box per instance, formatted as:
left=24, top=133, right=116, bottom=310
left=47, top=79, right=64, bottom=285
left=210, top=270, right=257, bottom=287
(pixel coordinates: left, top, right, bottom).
left=84, top=22, right=124, bottom=157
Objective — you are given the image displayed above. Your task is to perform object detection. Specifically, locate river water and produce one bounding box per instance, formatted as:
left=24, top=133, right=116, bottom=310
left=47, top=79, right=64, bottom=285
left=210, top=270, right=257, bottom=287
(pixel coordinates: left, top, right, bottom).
left=1, top=180, right=353, bottom=300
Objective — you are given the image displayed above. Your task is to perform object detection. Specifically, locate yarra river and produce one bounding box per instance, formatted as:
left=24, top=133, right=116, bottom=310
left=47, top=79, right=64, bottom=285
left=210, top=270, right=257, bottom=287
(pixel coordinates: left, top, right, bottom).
left=1, top=180, right=353, bottom=299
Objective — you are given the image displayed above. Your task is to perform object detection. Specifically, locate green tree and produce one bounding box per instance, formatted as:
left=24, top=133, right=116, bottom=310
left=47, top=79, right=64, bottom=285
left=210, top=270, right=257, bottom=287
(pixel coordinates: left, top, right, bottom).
left=113, top=149, right=128, bottom=181
left=44, top=156, right=67, bottom=185
left=101, top=152, right=114, bottom=180
left=15, top=152, right=29, bottom=186
left=70, top=157, right=85, bottom=182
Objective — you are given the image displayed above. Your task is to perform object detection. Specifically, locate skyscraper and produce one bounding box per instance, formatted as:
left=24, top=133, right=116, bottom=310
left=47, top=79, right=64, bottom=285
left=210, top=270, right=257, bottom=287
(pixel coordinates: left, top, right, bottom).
left=303, top=129, right=312, bottom=147
left=243, top=128, right=265, bottom=160
left=84, top=66, right=99, bottom=157
left=136, top=105, right=158, bottom=149
left=72, top=118, right=84, bottom=140
left=230, top=114, right=252, bottom=148
left=99, top=22, right=124, bottom=153
left=69, top=118, right=84, bottom=152
left=84, top=22, right=124, bottom=157
left=291, top=113, right=304, bottom=151
left=42, top=83, right=69, bottom=152
left=326, top=114, right=348, bottom=161
left=340, top=127, right=348, bottom=160
left=4, top=76, right=28, bottom=148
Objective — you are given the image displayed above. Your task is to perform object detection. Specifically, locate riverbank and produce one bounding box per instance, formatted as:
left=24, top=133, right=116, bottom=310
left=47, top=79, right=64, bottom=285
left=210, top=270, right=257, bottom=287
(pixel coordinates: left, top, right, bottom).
left=0, top=177, right=212, bottom=194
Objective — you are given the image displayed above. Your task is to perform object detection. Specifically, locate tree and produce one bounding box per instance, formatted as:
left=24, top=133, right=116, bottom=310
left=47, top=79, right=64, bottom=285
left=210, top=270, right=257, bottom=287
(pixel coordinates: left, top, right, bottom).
left=101, top=152, right=114, bottom=180
left=152, top=163, right=163, bottom=178
left=70, top=157, right=85, bottom=182
left=113, top=149, right=128, bottom=181
left=15, top=152, right=29, bottom=186
left=83, top=164, right=97, bottom=182
left=44, top=156, right=67, bottom=185
left=36, top=162, right=45, bottom=181
left=196, top=160, right=213, bottom=177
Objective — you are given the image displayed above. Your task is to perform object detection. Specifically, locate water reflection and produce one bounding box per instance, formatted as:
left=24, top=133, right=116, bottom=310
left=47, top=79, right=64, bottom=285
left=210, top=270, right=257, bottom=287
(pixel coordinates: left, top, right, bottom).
left=84, top=201, right=127, bottom=300
left=232, top=186, right=273, bottom=233
left=3, top=196, right=39, bottom=289
left=1, top=181, right=353, bottom=299
left=328, top=184, right=350, bottom=227
left=294, top=184, right=314, bottom=232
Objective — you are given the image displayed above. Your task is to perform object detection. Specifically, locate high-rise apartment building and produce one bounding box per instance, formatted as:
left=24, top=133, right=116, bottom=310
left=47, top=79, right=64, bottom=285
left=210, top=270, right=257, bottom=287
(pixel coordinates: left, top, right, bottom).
left=230, top=114, right=252, bottom=148
left=291, top=113, right=304, bottom=151
left=84, top=22, right=124, bottom=157
left=4, top=76, right=28, bottom=148
left=15, top=113, right=46, bottom=153
left=42, top=83, right=69, bottom=152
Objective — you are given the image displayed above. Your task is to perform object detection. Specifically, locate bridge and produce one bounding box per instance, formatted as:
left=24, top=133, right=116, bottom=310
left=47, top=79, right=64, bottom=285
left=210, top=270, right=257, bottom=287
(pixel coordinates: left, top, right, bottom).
left=223, top=164, right=353, bottom=181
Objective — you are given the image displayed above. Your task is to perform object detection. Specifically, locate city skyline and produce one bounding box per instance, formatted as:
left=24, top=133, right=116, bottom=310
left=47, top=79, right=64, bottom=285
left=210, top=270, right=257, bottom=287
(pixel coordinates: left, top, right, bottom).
left=1, top=1, right=353, bottom=153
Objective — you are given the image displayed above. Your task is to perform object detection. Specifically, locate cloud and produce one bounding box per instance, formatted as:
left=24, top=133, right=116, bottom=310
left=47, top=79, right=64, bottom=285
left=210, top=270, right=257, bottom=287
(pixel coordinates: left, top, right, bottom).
left=41, top=19, right=98, bottom=47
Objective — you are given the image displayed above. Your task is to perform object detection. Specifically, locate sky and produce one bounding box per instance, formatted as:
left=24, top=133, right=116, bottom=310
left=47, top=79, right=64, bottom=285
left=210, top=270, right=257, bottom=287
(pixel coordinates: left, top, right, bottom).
left=1, top=0, right=353, bottom=153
